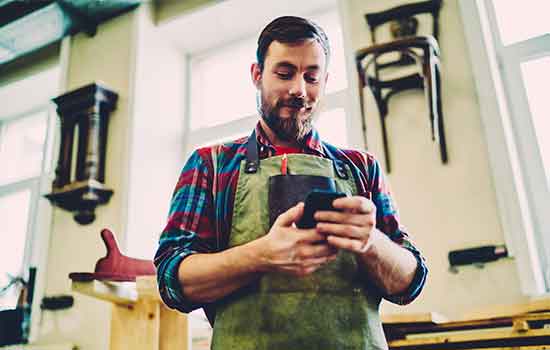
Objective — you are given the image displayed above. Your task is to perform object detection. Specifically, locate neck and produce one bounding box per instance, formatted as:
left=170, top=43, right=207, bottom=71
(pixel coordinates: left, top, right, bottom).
left=258, top=118, right=300, bottom=148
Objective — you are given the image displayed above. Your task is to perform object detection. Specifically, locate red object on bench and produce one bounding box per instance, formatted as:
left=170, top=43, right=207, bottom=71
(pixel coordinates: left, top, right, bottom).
left=69, top=228, right=156, bottom=282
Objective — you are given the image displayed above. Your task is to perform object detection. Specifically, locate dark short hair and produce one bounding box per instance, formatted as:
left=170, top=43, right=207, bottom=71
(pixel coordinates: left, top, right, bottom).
left=256, top=16, right=331, bottom=71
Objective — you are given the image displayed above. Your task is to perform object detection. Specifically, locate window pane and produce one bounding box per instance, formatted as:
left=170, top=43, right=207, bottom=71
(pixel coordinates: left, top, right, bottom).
left=314, top=11, right=348, bottom=94
left=189, top=10, right=348, bottom=130
left=315, top=107, right=348, bottom=148
left=190, top=40, right=257, bottom=130
left=491, top=0, right=550, bottom=46
left=521, top=56, right=550, bottom=186
left=0, top=189, right=31, bottom=310
left=0, top=111, right=48, bottom=185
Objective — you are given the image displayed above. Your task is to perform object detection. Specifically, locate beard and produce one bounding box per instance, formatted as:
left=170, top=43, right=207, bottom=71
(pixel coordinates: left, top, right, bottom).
left=257, top=88, right=316, bottom=143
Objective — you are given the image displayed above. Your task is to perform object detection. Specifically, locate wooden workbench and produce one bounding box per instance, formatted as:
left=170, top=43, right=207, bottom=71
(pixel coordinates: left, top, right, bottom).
left=72, top=276, right=188, bottom=350
left=73, top=276, right=550, bottom=350
left=383, top=300, right=550, bottom=349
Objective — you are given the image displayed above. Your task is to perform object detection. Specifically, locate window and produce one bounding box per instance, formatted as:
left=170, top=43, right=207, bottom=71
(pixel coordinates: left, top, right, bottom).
left=185, top=9, right=352, bottom=155
left=461, top=0, right=550, bottom=294
left=520, top=57, right=550, bottom=183
left=0, top=67, right=57, bottom=311
left=0, top=110, right=53, bottom=310
left=491, top=1, right=550, bottom=46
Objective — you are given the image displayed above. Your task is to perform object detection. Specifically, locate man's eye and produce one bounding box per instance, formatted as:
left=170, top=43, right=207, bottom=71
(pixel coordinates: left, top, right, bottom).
left=305, top=75, right=320, bottom=84
left=276, top=72, right=292, bottom=80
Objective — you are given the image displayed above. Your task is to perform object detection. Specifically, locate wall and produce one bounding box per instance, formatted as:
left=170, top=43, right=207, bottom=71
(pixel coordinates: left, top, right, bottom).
left=155, top=0, right=215, bottom=24
left=32, top=3, right=189, bottom=349
left=125, top=3, right=186, bottom=260
left=12, top=1, right=535, bottom=349
left=35, top=10, right=139, bottom=350
left=342, top=0, right=527, bottom=319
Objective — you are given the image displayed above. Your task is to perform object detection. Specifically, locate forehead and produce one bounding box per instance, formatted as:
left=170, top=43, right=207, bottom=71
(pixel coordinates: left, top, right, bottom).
left=264, top=40, right=326, bottom=71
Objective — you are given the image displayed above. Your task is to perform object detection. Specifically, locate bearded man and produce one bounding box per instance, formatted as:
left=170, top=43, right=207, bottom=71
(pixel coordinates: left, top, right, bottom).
left=155, top=16, right=427, bottom=350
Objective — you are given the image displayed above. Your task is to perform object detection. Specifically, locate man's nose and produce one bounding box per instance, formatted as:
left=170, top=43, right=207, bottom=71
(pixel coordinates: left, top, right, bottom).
left=289, top=76, right=307, bottom=98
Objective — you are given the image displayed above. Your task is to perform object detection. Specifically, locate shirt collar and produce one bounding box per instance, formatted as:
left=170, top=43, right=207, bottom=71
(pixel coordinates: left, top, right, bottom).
left=254, top=121, right=325, bottom=157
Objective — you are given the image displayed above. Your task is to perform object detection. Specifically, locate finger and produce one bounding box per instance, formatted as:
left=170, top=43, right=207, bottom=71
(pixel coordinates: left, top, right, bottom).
left=333, top=196, right=375, bottom=214
left=279, top=254, right=338, bottom=276
left=274, top=202, right=304, bottom=227
left=314, top=210, right=373, bottom=227
left=294, top=265, right=321, bottom=277
left=326, top=235, right=366, bottom=253
left=292, top=228, right=328, bottom=243
left=300, top=254, right=338, bottom=267
left=316, top=222, right=366, bottom=239
left=296, top=244, right=338, bottom=259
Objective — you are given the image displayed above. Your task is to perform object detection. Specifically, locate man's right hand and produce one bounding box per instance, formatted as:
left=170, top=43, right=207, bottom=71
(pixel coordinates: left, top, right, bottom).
left=254, top=202, right=338, bottom=277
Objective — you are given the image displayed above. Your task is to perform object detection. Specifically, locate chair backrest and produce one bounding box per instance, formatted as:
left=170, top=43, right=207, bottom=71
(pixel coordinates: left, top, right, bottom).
left=365, top=0, right=442, bottom=44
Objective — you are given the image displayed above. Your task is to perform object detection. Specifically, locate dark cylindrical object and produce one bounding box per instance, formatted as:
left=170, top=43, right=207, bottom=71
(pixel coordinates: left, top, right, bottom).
left=448, top=245, right=508, bottom=267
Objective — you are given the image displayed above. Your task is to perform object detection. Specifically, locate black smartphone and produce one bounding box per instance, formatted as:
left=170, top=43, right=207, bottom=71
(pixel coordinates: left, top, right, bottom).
left=296, top=190, right=347, bottom=229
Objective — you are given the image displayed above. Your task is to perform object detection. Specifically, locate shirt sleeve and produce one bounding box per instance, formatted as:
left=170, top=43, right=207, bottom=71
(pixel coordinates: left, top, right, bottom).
left=368, top=156, right=428, bottom=305
left=154, top=149, right=217, bottom=314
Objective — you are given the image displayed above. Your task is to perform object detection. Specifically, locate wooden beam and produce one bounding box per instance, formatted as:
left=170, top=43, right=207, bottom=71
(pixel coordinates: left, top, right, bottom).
left=383, top=312, right=448, bottom=325
left=461, top=298, right=550, bottom=321
left=389, top=327, right=550, bottom=347
left=72, top=280, right=137, bottom=305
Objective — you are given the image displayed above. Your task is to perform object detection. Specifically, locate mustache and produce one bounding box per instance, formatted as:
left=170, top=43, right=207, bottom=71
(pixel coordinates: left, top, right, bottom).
left=278, top=97, right=310, bottom=110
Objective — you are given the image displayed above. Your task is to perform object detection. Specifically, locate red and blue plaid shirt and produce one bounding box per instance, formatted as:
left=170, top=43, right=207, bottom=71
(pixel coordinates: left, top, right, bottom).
left=155, top=123, right=427, bottom=317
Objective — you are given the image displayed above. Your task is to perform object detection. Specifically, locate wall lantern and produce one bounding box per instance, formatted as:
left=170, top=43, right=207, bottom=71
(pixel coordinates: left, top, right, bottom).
left=45, top=83, right=118, bottom=225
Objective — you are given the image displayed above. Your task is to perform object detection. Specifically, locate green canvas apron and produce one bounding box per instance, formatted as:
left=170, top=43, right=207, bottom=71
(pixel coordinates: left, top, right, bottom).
left=211, top=132, right=388, bottom=350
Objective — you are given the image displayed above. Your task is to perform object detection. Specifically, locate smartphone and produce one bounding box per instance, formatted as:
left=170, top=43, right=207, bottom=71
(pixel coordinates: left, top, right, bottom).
left=296, top=190, right=347, bottom=229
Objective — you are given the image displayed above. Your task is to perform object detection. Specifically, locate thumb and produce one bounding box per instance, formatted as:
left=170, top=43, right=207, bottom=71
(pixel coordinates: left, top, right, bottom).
left=274, top=202, right=304, bottom=227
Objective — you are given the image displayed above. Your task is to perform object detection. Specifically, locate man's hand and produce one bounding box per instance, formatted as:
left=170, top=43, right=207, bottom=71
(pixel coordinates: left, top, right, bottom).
left=256, top=202, right=338, bottom=277
left=314, top=196, right=376, bottom=254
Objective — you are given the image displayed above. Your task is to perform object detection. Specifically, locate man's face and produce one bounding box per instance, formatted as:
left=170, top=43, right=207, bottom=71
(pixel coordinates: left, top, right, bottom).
left=252, top=39, right=328, bottom=143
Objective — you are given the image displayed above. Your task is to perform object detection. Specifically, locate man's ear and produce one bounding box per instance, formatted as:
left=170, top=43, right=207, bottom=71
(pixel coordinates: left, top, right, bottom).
left=251, top=63, right=262, bottom=89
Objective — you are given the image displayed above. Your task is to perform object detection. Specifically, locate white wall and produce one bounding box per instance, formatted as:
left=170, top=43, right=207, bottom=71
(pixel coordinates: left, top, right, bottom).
left=35, top=10, right=140, bottom=350
left=12, top=2, right=535, bottom=349
left=343, top=0, right=527, bottom=318
left=33, top=4, right=189, bottom=349
left=125, top=3, right=186, bottom=260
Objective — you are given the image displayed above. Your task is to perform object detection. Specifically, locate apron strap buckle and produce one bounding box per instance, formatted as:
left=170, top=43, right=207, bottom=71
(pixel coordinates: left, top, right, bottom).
left=333, top=160, right=349, bottom=180
left=245, top=160, right=259, bottom=173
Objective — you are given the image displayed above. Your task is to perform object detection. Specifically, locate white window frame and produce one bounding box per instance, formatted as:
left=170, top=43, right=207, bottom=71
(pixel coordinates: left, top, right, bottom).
left=0, top=108, right=53, bottom=270
left=459, top=0, right=550, bottom=295
left=0, top=47, right=64, bottom=340
left=0, top=106, right=55, bottom=314
left=183, top=8, right=359, bottom=155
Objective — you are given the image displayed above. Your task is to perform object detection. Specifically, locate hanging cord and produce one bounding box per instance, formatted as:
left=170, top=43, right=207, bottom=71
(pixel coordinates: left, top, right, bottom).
left=0, top=273, right=26, bottom=296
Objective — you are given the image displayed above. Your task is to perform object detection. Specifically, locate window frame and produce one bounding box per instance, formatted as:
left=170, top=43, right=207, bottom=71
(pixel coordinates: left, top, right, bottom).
left=0, top=46, right=62, bottom=341
left=459, top=0, right=550, bottom=295
left=183, top=8, right=358, bottom=155
left=0, top=104, right=55, bottom=309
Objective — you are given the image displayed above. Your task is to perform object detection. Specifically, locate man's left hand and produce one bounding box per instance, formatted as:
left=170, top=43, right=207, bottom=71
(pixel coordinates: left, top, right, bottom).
left=314, top=196, right=376, bottom=254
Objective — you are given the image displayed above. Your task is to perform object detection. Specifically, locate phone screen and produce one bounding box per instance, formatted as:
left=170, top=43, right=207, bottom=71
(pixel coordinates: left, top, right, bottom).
left=296, top=190, right=346, bottom=229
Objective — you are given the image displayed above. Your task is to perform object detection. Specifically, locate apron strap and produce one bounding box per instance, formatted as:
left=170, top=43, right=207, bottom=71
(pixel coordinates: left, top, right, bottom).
left=246, top=128, right=357, bottom=183
left=322, top=143, right=349, bottom=180
left=323, top=142, right=368, bottom=195
left=245, top=129, right=259, bottom=173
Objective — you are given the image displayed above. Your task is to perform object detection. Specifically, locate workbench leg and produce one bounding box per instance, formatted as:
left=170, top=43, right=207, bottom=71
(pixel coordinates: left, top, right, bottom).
left=159, top=305, right=189, bottom=350
left=110, top=300, right=160, bottom=350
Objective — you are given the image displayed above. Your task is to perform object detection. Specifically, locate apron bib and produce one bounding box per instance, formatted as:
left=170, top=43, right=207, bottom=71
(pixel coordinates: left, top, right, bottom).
left=211, top=132, right=388, bottom=350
